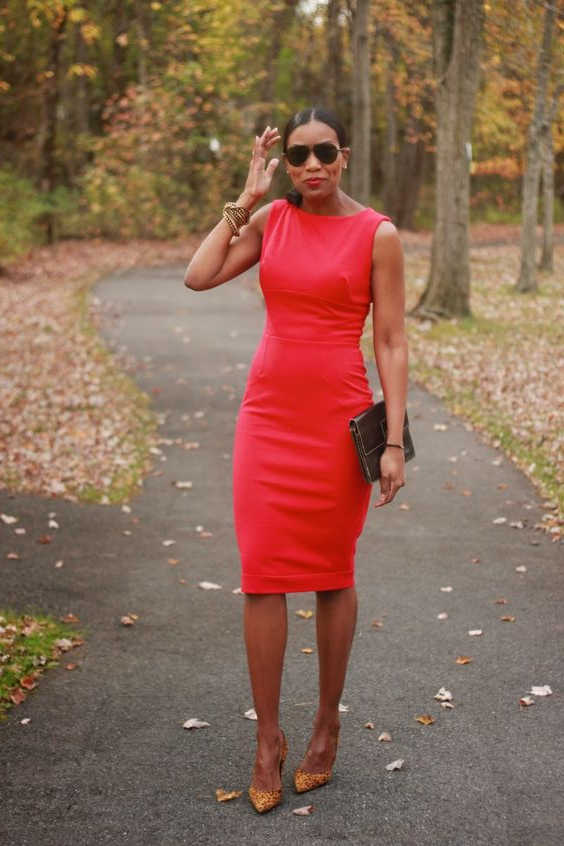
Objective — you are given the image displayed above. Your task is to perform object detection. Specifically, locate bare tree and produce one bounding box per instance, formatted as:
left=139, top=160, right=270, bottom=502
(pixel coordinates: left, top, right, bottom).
left=539, top=81, right=562, bottom=273
left=326, top=0, right=346, bottom=114
left=516, top=2, right=557, bottom=292
left=413, top=0, right=485, bottom=319
left=350, top=0, right=371, bottom=206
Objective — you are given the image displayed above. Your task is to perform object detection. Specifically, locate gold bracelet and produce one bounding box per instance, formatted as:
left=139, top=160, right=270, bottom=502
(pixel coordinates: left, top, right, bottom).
left=223, top=202, right=250, bottom=237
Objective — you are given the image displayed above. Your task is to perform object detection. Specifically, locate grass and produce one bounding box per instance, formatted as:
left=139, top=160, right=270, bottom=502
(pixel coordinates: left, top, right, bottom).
left=73, top=281, right=158, bottom=505
left=0, top=608, right=85, bottom=721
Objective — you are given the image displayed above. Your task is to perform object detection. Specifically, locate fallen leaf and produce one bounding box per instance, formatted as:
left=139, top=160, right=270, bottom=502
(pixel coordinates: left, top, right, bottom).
left=37, top=534, right=52, bottom=544
left=162, top=539, right=176, bottom=547
left=61, top=613, right=79, bottom=623
left=455, top=655, right=473, bottom=664
left=14, top=527, right=26, bottom=535
left=20, top=718, right=31, bottom=725
left=55, top=560, right=64, bottom=568
left=244, top=708, right=258, bottom=720
left=65, top=663, right=78, bottom=671
left=519, top=696, right=535, bottom=707
left=54, top=638, right=74, bottom=651
left=20, top=675, right=38, bottom=690
left=168, top=558, right=179, bottom=565
left=216, top=788, right=242, bottom=802
left=415, top=714, right=435, bottom=725
left=434, top=423, right=448, bottom=431
left=198, top=581, right=222, bottom=590
left=399, top=503, right=410, bottom=511
left=301, top=648, right=313, bottom=654
left=6, top=552, right=20, bottom=560
left=364, top=721, right=375, bottom=730
left=385, top=758, right=404, bottom=771
left=510, top=520, right=524, bottom=529
left=232, top=587, right=243, bottom=595
left=338, top=703, right=349, bottom=713
left=529, top=685, right=552, bottom=696
left=9, top=688, right=26, bottom=705
left=292, top=805, right=314, bottom=815
left=434, top=687, right=453, bottom=702
left=471, top=557, right=481, bottom=564
left=173, top=481, right=193, bottom=489
left=183, top=718, right=210, bottom=729
left=492, top=517, right=507, bottom=525
left=494, top=598, right=509, bottom=604
left=500, top=615, right=516, bottom=622
left=440, top=701, right=455, bottom=710
left=200, top=531, right=213, bottom=538
left=461, top=489, right=472, bottom=496
left=515, top=565, right=527, bottom=573
left=1, top=513, right=18, bottom=524
left=468, top=629, right=483, bottom=636
left=371, top=619, right=384, bottom=628
left=296, top=609, right=313, bottom=619
left=378, top=731, right=392, bottom=742
left=48, top=519, right=59, bottom=529
left=437, top=612, right=448, bottom=620
left=120, top=615, right=135, bottom=626
left=440, top=585, right=453, bottom=592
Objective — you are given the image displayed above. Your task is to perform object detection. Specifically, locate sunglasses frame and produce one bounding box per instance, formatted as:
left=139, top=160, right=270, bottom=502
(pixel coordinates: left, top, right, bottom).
left=283, top=142, right=346, bottom=167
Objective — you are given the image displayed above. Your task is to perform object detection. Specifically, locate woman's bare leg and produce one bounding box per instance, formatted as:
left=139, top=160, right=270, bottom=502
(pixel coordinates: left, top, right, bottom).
left=244, top=592, right=287, bottom=789
left=297, top=586, right=358, bottom=772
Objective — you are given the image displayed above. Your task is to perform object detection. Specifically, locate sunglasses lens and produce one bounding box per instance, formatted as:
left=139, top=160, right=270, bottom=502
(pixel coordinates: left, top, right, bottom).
left=314, top=143, right=339, bottom=164
left=285, top=144, right=341, bottom=166
left=286, top=145, right=309, bottom=166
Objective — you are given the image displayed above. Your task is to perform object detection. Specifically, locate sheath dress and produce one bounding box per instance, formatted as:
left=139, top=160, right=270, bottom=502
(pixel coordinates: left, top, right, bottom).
left=232, top=198, right=391, bottom=594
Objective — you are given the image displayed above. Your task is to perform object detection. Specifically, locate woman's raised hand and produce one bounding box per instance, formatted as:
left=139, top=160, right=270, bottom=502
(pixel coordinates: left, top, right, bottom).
left=240, top=125, right=281, bottom=206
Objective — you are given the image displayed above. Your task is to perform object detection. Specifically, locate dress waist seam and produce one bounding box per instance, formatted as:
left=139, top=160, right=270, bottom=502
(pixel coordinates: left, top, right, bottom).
left=264, top=332, right=360, bottom=348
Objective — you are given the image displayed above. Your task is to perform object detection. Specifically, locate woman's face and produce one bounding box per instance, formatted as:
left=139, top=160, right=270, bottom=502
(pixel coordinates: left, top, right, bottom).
left=284, top=119, right=349, bottom=202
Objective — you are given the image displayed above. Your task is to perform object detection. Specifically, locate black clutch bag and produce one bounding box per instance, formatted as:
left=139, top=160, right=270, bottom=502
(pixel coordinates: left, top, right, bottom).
left=349, top=399, right=415, bottom=483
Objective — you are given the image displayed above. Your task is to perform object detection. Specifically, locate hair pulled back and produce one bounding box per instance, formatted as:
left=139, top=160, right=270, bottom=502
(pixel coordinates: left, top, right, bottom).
left=282, top=106, right=348, bottom=207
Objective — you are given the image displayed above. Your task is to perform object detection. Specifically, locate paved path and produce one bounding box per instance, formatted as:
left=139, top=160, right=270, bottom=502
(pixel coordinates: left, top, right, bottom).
left=1, top=265, right=563, bottom=846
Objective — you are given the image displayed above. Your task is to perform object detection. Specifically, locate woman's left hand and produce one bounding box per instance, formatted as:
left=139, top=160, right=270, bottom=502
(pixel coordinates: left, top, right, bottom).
left=373, top=447, right=405, bottom=508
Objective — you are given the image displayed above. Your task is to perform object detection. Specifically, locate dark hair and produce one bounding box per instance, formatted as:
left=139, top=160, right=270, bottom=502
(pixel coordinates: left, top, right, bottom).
left=282, top=106, right=348, bottom=207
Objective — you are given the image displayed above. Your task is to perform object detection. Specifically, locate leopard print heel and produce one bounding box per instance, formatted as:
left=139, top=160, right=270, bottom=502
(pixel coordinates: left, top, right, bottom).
left=248, top=730, right=288, bottom=813
left=293, top=726, right=340, bottom=794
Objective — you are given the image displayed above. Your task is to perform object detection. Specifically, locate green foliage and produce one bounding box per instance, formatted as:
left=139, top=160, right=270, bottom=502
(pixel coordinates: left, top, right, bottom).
left=0, top=608, right=84, bottom=721
left=0, top=169, right=46, bottom=260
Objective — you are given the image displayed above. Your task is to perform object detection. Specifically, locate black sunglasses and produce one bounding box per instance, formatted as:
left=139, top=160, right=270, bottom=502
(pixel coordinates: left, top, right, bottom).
left=284, top=142, right=345, bottom=167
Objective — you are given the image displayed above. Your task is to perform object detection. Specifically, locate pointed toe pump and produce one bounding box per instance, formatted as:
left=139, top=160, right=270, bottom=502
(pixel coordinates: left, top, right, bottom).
left=293, top=726, right=340, bottom=794
left=248, top=730, right=288, bottom=814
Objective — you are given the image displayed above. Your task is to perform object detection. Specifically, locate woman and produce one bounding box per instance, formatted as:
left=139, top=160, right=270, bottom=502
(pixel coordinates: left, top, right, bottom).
left=184, top=106, right=407, bottom=813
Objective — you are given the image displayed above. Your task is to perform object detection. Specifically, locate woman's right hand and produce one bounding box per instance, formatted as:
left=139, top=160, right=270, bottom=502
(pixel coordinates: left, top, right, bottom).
left=239, top=125, right=281, bottom=207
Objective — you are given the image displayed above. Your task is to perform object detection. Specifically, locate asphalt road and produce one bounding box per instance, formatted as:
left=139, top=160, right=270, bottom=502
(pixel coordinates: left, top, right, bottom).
left=1, top=264, right=563, bottom=846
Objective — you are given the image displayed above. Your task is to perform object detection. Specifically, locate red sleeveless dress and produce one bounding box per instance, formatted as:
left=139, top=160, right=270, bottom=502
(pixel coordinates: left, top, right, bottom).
left=232, top=198, right=391, bottom=593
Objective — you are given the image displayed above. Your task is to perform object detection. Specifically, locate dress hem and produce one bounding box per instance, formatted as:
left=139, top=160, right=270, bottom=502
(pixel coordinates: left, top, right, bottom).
left=241, top=569, right=354, bottom=595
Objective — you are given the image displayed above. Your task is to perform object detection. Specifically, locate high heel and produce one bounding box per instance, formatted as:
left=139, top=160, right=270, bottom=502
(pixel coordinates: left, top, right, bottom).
left=248, top=729, right=288, bottom=813
left=293, top=726, right=340, bottom=794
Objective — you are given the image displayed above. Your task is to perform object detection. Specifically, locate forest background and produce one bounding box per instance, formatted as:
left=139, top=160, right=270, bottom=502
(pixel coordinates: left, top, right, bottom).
left=1, top=0, right=563, bottom=252
left=0, top=0, right=563, bottom=533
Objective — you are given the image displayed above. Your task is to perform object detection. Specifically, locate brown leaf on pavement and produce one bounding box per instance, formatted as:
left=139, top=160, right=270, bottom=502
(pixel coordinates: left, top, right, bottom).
left=216, top=788, right=242, bottom=803
left=415, top=714, right=435, bottom=725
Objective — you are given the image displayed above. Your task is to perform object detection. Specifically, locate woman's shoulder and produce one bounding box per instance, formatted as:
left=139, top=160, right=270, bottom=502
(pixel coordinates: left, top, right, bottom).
left=250, top=198, right=287, bottom=236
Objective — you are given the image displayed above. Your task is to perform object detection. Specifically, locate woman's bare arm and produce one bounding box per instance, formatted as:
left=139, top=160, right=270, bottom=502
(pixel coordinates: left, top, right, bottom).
left=370, top=220, right=408, bottom=506
left=184, top=125, right=280, bottom=291
left=184, top=203, right=270, bottom=291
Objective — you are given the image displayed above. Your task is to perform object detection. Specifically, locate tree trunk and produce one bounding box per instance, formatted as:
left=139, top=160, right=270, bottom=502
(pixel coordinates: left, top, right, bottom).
left=41, top=10, right=68, bottom=244
left=350, top=0, right=371, bottom=206
left=516, top=3, right=555, bottom=292
left=326, top=0, right=346, bottom=114
left=413, top=0, right=485, bottom=319
left=539, top=84, right=562, bottom=273
left=382, top=46, right=398, bottom=217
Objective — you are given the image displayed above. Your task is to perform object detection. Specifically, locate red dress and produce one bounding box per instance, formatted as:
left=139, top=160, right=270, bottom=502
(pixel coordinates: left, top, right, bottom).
left=232, top=199, right=391, bottom=593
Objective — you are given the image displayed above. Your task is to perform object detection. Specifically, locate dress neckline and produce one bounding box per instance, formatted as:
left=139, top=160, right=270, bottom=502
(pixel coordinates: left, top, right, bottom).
left=291, top=202, right=372, bottom=220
